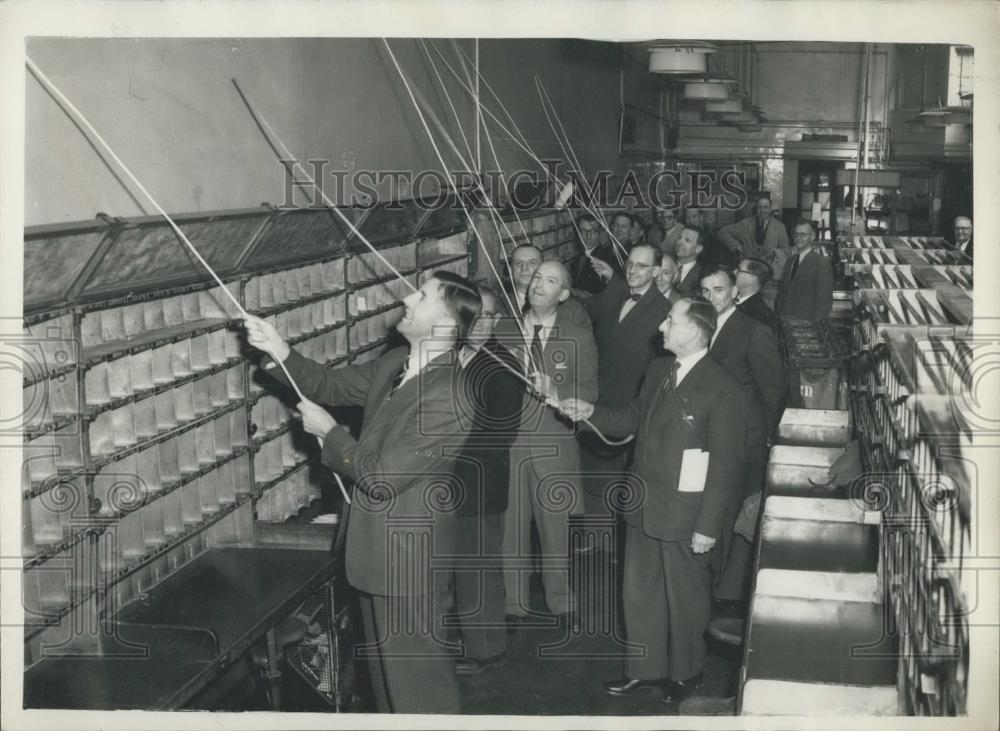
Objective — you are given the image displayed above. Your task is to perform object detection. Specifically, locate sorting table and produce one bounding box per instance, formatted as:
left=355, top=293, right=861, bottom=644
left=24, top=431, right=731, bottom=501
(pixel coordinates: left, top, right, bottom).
left=24, top=545, right=335, bottom=710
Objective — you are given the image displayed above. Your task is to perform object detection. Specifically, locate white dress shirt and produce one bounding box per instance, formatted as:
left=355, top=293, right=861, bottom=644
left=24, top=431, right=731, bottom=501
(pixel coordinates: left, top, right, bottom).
left=678, top=260, right=697, bottom=284
left=618, top=283, right=651, bottom=322
left=675, top=348, right=708, bottom=386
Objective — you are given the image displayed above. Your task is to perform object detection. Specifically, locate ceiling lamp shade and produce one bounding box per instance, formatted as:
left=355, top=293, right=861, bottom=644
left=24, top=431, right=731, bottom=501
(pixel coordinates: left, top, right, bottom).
left=647, top=41, right=718, bottom=74
left=684, top=79, right=729, bottom=100
left=704, top=99, right=743, bottom=114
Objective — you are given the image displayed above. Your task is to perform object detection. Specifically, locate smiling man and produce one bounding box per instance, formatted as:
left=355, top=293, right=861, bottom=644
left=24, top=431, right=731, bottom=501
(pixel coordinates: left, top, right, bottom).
left=579, top=245, right=672, bottom=547
left=503, top=260, right=597, bottom=634
left=242, top=270, right=481, bottom=714
left=559, top=296, right=746, bottom=705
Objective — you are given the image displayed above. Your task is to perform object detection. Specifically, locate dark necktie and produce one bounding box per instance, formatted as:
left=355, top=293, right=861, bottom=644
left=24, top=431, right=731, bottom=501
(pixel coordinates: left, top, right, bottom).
left=755, top=219, right=767, bottom=249
left=789, top=254, right=801, bottom=281
left=529, top=324, right=545, bottom=373
left=666, top=361, right=680, bottom=391
left=627, top=292, right=642, bottom=302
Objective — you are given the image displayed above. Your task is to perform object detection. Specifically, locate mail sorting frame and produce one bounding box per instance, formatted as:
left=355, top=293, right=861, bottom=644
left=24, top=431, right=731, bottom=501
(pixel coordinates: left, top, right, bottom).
left=842, top=250, right=972, bottom=715
left=20, top=201, right=485, bottom=669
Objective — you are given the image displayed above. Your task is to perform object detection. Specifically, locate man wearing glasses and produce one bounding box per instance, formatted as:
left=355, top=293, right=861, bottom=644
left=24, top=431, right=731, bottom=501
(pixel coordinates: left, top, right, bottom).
left=952, top=216, right=973, bottom=260
left=582, top=245, right=672, bottom=554
left=775, top=219, right=834, bottom=319
left=570, top=213, right=627, bottom=294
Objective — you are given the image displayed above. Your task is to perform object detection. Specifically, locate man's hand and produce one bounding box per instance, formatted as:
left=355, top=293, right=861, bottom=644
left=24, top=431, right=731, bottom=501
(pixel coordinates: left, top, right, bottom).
left=590, top=258, right=614, bottom=281
left=243, top=315, right=290, bottom=362
left=295, top=398, right=337, bottom=443
left=531, top=371, right=559, bottom=405
left=558, top=398, right=595, bottom=422
left=691, top=532, right=716, bottom=554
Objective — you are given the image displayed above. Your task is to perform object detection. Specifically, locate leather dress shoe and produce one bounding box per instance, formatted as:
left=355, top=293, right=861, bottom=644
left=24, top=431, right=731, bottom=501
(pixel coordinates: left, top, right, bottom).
left=659, top=673, right=703, bottom=704
left=455, top=652, right=506, bottom=676
left=603, top=676, right=666, bottom=696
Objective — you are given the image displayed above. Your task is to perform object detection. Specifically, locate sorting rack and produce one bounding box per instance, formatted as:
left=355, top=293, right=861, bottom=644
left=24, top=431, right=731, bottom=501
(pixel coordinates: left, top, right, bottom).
left=19, top=198, right=488, bottom=672
left=841, top=234, right=973, bottom=715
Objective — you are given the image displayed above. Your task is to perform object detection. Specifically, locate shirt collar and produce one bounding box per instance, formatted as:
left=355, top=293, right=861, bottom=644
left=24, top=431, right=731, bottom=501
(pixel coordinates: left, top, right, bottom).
left=797, top=245, right=814, bottom=262
left=525, top=308, right=558, bottom=330
left=675, top=347, right=708, bottom=383
left=715, top=305, right=737, bottom=332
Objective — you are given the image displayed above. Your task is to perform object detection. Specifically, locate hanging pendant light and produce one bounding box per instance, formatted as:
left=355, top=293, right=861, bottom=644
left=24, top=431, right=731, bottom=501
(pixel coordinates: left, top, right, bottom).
left=683, top=74, right=733, bottom=100
left=704, top=98, right=744, bottom=114
left=646, top=40, right=718, bottom=74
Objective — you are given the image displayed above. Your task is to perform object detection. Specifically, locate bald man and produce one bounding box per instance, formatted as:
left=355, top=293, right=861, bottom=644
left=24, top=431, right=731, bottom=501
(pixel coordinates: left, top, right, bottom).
left=952, top=216, right=973, bottom=260
left=502, top=260, right=598, bottom=633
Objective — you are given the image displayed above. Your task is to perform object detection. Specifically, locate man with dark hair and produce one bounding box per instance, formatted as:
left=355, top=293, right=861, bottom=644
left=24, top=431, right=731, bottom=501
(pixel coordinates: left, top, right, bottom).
left=580, top=243, right=672, bottom=551
left=242, top=270, right=481, bottom=714
left=645, top=221, right=665, bottom=251
left=674, top=226, right=704, bottom=296
left=776, top=219, right=834, bottom=319
left=628, top=212, right=646, bottom=247
left=656, top=207, right=685, bottom=257
left=571, top=213, right=626, bottom=294
left=735, top=257, right=778, bottom=333
left=717, top=195, right=791, bottom=287
left=503, top=260, right=597, bottom=633
left=700, top=266, right=786, bottom=603
left=503, top=243, right=543, bottom=316
left=450, top=286, right=525, bottom=675
left=560, top=295, right=746, bottom=706
left=610, top=211, right=634, bottom=251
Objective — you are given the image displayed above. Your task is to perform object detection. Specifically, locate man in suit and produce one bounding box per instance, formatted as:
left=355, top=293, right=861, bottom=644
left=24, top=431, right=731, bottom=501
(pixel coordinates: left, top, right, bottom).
left=674, top=226, right=704, bottom=296
left=952, top=216, right=973, bottom=260
left=775, top=219, right=834, bottom=319
left=655, top=206, right=685, bottom=257
left=495, top=243, right=590, bottom=331
left=579, top=244, right=672, bottom=545
left=716, top=195, right=791, bottom=283
left=450, top=286, right=525, bottom=675
left=735, top=257, right=779, bottom=333
left=503, top=243, right=543, bottom=316
left=243, top=271, right=482, bottom=714
left=656, top=252, right=683, bottom=304
left=701, top=266, right=786, bottom=602
left=503, top=260, right=598, bottom=632
left=560, top=297, right=746, bottom=705
left=628, top=212, right=646, bottom=247
left=570, top=213, right=627, bottom=294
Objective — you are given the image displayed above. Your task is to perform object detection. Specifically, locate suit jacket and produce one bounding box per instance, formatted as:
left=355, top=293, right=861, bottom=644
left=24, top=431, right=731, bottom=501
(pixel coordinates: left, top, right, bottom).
left=775, top=247, right=834, bottom=319
left=660, top=224, right=684, bottom=257
left=570, top=242, right=626, bottom=294
left=494, top=287, right=592, bottom=344
left=717, top=215, right=792, bottom=274
left=588, top=355, right=746, bottom=542
left=508, top=307, right=598, bottom=503
left=953, top=237, right=973, bottom=261
left=586, top=277, right=672, bottom=406
left=453, top=338, right=524, bottom=517
left=266, top=347, right=469, bottom=597
left=675, top=260, right=702, bottom=297
left=737, top=291, right=779, bottom=334
left=709, top=308, right=786, bottom=454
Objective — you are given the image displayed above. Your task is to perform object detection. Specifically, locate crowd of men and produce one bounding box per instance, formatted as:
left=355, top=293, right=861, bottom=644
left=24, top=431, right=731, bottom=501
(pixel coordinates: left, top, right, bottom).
left=240, top=197, right=972, bottom=714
